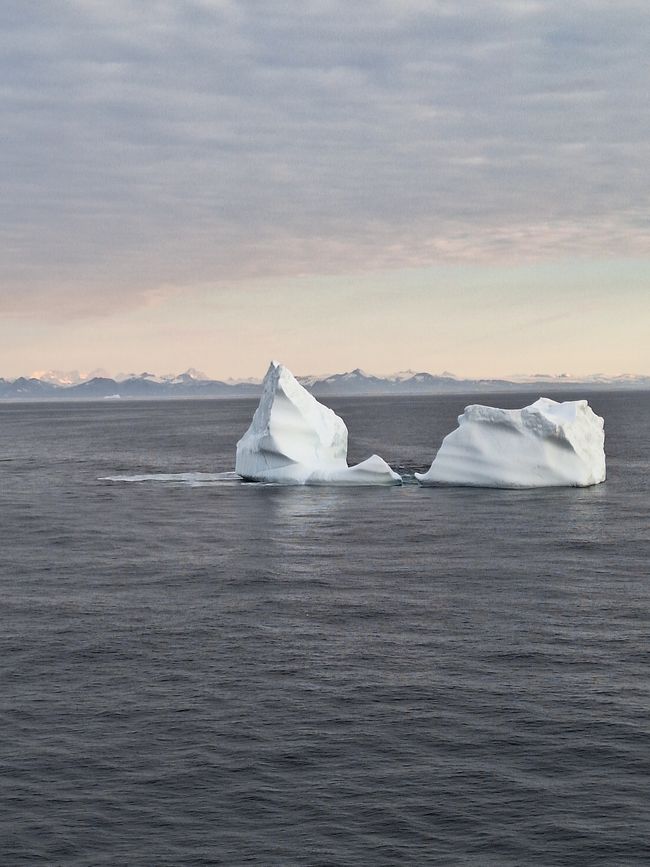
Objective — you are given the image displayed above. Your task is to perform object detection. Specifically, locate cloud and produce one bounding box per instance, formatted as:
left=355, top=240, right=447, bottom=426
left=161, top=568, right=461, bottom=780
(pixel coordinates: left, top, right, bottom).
left=0, top=0, right=648, bottom=317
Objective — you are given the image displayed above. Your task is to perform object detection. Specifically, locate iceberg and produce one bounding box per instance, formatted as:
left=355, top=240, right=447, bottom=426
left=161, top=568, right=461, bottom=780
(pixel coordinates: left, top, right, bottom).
left=415, top=397, right=606, bottom=488
left=235, top=361, right=402, bottom=485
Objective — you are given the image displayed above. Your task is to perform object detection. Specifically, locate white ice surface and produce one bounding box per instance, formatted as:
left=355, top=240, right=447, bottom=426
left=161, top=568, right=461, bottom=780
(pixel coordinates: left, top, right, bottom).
left=415, top=397, right=606, bottom=488
left=100, top=472, right=241, bottom=486
left=235, top=361, right=401, bottom=485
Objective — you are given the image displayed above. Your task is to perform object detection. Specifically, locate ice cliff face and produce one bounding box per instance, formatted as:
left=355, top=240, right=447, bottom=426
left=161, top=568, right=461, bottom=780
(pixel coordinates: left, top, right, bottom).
left=415, top=397, right=606, bottom=488
left=235, top=362, right=402, bottom=485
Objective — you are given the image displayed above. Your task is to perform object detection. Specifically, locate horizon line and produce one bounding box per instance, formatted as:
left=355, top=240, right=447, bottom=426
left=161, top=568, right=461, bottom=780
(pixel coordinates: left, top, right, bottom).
left=6, top=366, right=650, bottom=386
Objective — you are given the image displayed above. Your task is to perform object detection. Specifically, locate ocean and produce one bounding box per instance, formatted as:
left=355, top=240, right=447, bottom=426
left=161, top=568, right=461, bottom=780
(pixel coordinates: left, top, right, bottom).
left=1, top=393, right=649, bottom=865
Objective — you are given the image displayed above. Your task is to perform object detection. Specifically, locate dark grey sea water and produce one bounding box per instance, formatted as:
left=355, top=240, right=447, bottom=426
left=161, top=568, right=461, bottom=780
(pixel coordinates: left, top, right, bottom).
left=1, top=393, right=649, bottom=866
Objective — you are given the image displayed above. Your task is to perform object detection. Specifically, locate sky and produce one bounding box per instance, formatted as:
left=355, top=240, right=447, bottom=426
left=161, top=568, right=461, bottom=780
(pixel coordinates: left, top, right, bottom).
left=1, top=0, right=648, bottom=379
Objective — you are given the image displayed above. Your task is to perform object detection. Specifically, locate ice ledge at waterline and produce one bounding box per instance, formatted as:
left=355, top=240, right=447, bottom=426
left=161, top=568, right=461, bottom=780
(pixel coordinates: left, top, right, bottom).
left=415, top=397, right=606, bottom=489
left=235, top=361, right=402, bottom=486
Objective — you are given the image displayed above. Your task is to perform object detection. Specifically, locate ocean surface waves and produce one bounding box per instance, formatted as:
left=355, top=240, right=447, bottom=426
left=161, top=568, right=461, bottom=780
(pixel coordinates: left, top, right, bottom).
left=1, top=393, right=650, bottom=865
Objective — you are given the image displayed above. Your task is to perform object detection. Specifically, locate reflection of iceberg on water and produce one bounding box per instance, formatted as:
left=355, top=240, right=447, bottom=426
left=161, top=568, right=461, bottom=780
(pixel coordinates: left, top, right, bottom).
left=235, top=361, right=402, bottom=485
left=415, top=397, right=606, bottom=489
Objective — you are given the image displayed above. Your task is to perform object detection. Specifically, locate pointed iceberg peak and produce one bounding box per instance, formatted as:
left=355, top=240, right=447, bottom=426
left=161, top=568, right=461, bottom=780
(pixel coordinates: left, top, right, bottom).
left=235, top=362, right=401, bottom=485
left=415, top=397, right=606, bottom=489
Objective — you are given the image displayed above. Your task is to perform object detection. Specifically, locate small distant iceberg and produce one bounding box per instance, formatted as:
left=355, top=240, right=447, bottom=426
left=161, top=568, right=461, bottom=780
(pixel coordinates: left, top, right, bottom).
left=235, top=361, right=402, bottom=485
left=103, top=394, right=121, bottom=400
left=415, top=397, right=606, bottom=488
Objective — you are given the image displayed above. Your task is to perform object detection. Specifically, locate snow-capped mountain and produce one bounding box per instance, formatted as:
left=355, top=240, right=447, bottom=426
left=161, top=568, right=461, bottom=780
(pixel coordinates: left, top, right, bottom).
left=169, top=368, right=210, bottom=384
left=29, top=369, right=110, bottom=386
left=113, top=368, right=211, bottom=385
left=2, top=367, right=649, bottom=400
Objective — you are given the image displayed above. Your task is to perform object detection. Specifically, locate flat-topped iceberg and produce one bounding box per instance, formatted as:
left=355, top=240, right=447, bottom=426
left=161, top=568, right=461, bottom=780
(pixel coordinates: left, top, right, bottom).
left=415, top=397, right=606, bottom=488
left=235, top=361, right=402, bottom=485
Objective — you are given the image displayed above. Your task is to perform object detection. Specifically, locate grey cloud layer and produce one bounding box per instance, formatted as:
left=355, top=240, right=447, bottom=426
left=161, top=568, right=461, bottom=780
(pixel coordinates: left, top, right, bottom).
left=1, top=0, right=648, bottom=314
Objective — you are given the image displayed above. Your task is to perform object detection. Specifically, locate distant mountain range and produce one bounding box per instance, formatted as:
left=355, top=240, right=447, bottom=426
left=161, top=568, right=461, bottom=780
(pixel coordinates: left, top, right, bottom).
left=2, top=367, right=650, bottom=400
